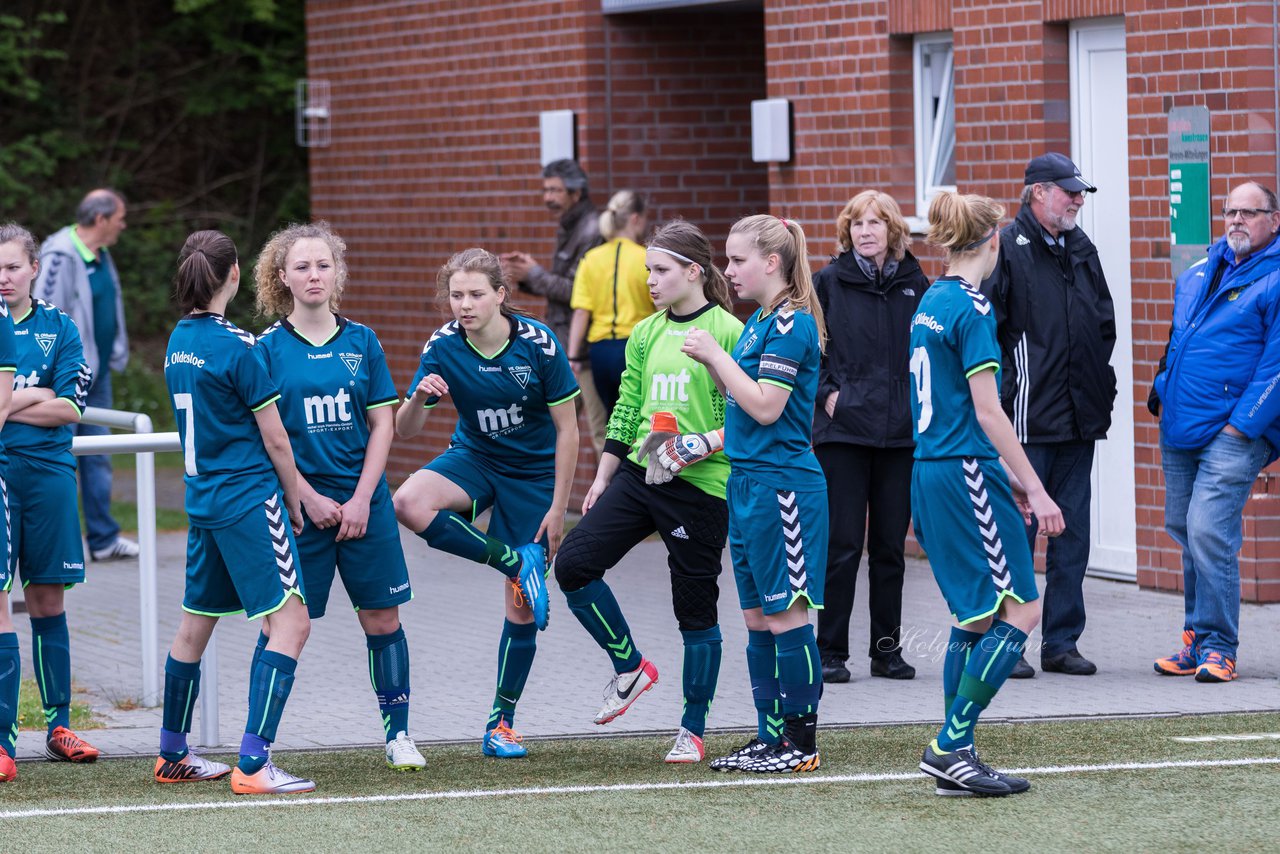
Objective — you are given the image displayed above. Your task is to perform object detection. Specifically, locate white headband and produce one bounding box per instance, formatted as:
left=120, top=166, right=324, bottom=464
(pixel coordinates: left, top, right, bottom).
left=649, top=245, right=697, bottom=266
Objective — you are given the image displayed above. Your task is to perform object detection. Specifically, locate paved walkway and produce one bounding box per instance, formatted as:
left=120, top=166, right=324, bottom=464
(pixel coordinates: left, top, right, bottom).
left=11, top=528, right=1280, bottom=760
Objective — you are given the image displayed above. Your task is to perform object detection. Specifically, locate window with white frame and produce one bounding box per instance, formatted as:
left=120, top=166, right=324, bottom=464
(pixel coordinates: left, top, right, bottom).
left=913, top=33, right=955, bottom=220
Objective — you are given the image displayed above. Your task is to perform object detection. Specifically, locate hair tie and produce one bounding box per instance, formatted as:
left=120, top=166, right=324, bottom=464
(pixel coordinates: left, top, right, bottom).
left=649, top=245, right=697, bottom=266
left=778, top=217, right=790, bottom=228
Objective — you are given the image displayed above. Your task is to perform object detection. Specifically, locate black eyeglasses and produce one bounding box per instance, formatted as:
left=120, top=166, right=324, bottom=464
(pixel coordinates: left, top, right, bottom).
left=1222, top=208, right=1276, bottom=221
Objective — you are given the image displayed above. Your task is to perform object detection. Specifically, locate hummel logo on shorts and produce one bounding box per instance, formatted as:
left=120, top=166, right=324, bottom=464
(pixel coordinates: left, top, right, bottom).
left=671, top=526, right=689, bottom=540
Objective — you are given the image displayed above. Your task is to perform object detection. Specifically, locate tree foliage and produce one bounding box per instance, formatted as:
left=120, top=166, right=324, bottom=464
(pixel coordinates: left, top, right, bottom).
left=0, top=1, right=308, bottom=337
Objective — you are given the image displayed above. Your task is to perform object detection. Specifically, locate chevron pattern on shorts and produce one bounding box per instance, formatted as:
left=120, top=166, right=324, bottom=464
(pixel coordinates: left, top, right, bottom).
left=777, top=490, right=808, bottom=597
left=517, top=320, right=558, bottom=357
left=1, top=477, right=9, bottom=567
left=265, top=493, right=299, bottom=594
left=962, top=457, right=1011, bottom=591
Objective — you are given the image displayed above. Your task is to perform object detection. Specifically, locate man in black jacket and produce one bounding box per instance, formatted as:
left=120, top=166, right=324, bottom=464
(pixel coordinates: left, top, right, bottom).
left=980, top=153, right=1117, bottom=678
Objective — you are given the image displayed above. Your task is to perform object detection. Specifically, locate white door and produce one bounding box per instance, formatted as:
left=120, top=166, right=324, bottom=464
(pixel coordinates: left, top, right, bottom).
left=1071, top=18, right=1136, bottom=579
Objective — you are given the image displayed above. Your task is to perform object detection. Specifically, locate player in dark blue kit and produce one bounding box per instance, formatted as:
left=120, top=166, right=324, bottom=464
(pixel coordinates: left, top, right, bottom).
left=681, top=214, right=829, bottom=774
left=0, top=225, right=46, bottom=783
left=254, top=222, right=423, bottom=772
left=394, top=248, right=579, bottom=758
left=154, top=230, right=315, bottom=795
left=911, top=191, right=1064, bottom=797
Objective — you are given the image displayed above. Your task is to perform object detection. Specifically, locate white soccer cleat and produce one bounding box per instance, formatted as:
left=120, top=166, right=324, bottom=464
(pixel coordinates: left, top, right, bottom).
left=230, top=760, right=316, bottom=795
left=664, top=727, right=705, bottom=763
left=153, top=752, right=232, bottom=783
left=385, top=731, right=427, bottom=771
left=594, top=658, right=658, bottom=725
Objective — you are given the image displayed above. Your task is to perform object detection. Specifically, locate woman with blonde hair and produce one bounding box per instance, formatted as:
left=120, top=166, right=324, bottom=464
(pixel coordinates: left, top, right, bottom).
left=254, top=222, right=422, bottom=772
left=568, top=190, right=656, bottom=416
left=681, top=214, right=828, bottom=774
left=911, top=191, right=1063, bottom=796
left=813, top=190, right=929, bottom=684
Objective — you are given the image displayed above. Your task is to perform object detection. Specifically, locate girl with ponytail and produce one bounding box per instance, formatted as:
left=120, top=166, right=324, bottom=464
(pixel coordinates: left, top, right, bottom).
left=554, top=219, right=743, bottom=764
left=568, top=190, right=655, bottom=414
left=155, top=230, right=315, bottom=795
left=912, top=190, right=1063, bottom=797
left=680, top=214, right=828, bottom=774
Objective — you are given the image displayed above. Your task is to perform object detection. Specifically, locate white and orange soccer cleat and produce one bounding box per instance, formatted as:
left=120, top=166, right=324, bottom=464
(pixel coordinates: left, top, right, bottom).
left=230, top=760, right=315, bottom=795
left=154, top=752, right=232, bottom=783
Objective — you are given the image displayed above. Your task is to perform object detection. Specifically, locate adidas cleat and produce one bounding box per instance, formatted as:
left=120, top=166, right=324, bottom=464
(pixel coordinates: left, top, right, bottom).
left=482, top=719, right=527, bottom=758
left=231, top=760, right=316, bottom=795
left=0, top=752, right=16, bottom=782
left=594, top=658, right=658, bottom=725
left=919, top=741, right=1011, bottom=797
left=709, top=737, right=771, bottom=772
left=664, top=727, right=705, bottom=763
left=737, top=738, right=820, bottom=773
left=385, top=731, right=427, bottom=771
left=515, top=543, right=550, bottom=630
left=1195, top=651, right=1238, bottom=682
left=933, top=749, right=1029, bottom=796
left=154, top=752, right=232, bottom=783
left=45, top=726, right=100, bottom=763
left=1154, top=629, right=1198, bottom=676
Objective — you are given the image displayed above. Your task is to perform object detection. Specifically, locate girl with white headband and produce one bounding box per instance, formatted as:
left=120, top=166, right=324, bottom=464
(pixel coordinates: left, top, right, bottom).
left=553, top=219, right=742, bottom=764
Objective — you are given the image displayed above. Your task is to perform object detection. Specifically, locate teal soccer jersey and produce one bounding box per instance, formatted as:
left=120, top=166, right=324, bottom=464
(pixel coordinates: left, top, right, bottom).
left=256, top=315, right=399, bottom=490
left=407, top=315, right=579, bottom=476
left=3, top=299, right=91, bottom=467
left=724, top=303, right=824, bottom=489
left=165, top=314, right=282, bottom=528
left=909, top=275, right=1002, bottom=461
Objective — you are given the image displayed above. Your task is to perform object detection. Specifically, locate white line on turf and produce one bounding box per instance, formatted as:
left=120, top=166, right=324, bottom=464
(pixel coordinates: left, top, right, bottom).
left=1172, top=733, right=1280, bottom=743
left=3, top=756, right=1278, bottom=820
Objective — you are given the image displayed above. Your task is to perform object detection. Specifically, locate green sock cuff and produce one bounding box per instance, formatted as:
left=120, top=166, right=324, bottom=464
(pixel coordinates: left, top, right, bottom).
left=958, top=672, right=996, bottom=708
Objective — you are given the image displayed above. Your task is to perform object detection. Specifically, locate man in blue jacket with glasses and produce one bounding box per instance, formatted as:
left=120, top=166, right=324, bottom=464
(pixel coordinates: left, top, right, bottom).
left=1150, top=181, right=1280, bottom=683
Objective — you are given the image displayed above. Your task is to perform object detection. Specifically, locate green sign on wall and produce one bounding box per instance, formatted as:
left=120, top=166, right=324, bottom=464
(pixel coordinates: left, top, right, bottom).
left=1168, top=106, right=1211, bottom=276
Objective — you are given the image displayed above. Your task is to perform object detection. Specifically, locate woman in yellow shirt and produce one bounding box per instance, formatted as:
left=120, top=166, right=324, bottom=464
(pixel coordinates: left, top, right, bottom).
left=569, top=191, right=655, bottom=414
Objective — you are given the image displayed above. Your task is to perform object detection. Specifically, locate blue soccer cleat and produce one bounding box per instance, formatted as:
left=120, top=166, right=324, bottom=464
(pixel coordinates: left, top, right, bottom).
left=482, top=720, right=528, bottom=758
left=515, top=543, right=549, bottom=630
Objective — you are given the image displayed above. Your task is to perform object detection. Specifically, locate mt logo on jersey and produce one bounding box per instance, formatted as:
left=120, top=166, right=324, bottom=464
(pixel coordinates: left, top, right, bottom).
left=304, top=388, right=354, bottom=429
left=650, top=370, right=691, bottom=403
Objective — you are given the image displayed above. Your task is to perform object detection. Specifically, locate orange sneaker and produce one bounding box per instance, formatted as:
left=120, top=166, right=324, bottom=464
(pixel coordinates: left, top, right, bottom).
left=230, top=760, right=315, bottom=794
left=0, top=751, right=16, bottom=782
left=154, top=752, right=232, bottom=783
left=45, top=726, right=100, bottom=763
left=1154, top=629, right=1197, bottom=676
left=1195, top=651, right=1238, bottom=682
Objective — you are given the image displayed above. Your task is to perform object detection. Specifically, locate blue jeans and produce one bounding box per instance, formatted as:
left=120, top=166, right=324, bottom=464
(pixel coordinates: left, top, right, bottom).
left=1023, top=441, right=1095, bottom=659
left=77, top=372, right=122, bottom=551
left=1162, top=428, right=1271, bottom=660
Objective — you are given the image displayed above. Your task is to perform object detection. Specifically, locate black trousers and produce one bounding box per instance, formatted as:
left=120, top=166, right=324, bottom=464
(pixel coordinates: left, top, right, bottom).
left=814, top=443, right=914, bottom=662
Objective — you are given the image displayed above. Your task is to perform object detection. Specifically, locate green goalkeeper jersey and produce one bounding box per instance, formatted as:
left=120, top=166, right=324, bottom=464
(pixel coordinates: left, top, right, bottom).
left=606, top=302, right=744, bottom=499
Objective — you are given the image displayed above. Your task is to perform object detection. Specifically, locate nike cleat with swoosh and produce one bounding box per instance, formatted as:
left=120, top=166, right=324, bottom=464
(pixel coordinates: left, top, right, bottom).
left=154, top=752, right=232, bottom=783
left=594, top=658, right=658, bottom=725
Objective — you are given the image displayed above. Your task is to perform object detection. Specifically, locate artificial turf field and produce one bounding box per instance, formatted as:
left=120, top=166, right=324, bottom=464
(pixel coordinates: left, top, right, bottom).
left=4, top=712, right=1280, bottom=853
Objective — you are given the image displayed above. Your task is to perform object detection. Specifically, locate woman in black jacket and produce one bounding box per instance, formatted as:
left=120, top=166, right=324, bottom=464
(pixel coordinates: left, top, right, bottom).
left=813, top=190, right=928, bottom=683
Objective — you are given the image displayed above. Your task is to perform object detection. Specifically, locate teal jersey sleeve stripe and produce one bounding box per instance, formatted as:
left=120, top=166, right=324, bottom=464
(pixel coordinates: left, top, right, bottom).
left=964, top=361, right=1000, bottom=379
left=548, top=388, right=582, bottom=407
left=250, top=393, right=281, bottom=412
left=57, top=398, right=83, bottom=416
left=366, top=397, right=399, bottom=410
left=0, top=366, right=15, bottom=372
left=759, top=377, right=795, bottom=391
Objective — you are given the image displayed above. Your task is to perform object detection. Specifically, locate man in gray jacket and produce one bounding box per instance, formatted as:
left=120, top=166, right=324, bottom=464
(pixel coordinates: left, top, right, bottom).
left=502, top=159, right=607, bottom=451
left=36, top=188, right=137, bottom=561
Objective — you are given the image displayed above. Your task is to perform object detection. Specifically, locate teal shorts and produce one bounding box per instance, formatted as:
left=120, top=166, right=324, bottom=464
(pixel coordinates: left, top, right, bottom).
left=6, top=455, right=86, bottom=590
left=183, top=492, right=305, bottom=620
left=295, top=479, right=410, bottom=618
left=728, top=471, right=827, bottom=615
left=423, top=446, right=554, bottom=545
left=911, top=456, right=1039, bottom=625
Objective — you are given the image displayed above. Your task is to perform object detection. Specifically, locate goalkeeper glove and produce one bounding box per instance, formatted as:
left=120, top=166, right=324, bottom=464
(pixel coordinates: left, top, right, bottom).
left=657, top=429, right=724, bottom=477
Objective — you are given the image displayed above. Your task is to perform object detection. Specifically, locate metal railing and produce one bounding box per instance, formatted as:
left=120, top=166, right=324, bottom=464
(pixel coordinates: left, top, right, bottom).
left=74, top=407, right=220, bottom=747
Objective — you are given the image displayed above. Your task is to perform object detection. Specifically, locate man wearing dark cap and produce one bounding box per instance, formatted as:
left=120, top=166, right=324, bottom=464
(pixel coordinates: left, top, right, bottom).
left=980, top=152, right=1117, bottom=678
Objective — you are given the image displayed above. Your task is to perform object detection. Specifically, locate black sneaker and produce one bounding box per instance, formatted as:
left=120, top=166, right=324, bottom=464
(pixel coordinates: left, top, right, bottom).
left=934, top=749, right=1030, bottom=796
left=737, top=738, right=820, bottom=773
left=1008, top=655, right=1035, bottom=679
left=821, top=657, right=851, bottom=684
left=709, top=737, right=771, bottom=772
left=919, top=742, right=1012, bottom=797
left=870, top=651, right=916, bottom=680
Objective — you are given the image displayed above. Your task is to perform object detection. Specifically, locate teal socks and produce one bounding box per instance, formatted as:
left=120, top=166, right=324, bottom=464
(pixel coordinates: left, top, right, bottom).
left=0, top=632, right=19, bottom=759
left=420, top=511, right=520, bottom=578
left=745, top=630, right=782, bottom=744
left=489, top=619, right=537, bottom=731
left=239, top=649, right=297, bottom=774
left=30, top=613, right=71, bottom=734
left=775, top=624, right=821, bottom=717
left=159, top=654, right=202, bottom=761
left=367, top=628, right=411, bottom=741
left=936, top=620, right=1029, bottom=752
left=679, top=626, right=722, bottom=737
left=564, top=579, right=643, bottom=674
left=942, top=626, right=983, bottom=716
